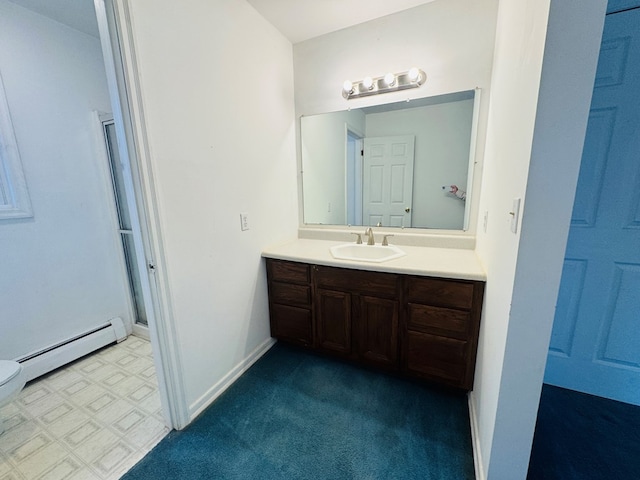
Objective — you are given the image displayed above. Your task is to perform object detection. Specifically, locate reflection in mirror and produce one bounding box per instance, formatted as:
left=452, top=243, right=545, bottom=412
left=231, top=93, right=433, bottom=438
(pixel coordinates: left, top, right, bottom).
left=301, top=90, right=476, bottom=230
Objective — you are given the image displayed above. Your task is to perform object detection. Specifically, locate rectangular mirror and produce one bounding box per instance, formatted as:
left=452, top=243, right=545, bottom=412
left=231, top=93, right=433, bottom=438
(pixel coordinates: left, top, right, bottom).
left=301, top=89, right=478, bottom=230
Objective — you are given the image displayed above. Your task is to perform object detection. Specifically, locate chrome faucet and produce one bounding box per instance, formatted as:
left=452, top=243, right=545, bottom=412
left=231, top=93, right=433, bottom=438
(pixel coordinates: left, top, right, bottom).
left=364, top=227, right=375, bottom=245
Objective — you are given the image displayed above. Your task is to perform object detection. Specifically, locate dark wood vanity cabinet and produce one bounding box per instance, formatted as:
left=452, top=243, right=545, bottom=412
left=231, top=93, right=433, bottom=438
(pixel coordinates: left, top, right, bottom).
left=315, top=266, right=400, bottom=370
left=265, top=258, right=484, bottom=390
left=403, top=276, right=484, bottom=390
left=266, top=260, right=313, bottom=347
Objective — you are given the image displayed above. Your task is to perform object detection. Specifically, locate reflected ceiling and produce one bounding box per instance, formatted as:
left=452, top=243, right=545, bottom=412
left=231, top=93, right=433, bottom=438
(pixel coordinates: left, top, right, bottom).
left=7, top=0, right=99, bottom=37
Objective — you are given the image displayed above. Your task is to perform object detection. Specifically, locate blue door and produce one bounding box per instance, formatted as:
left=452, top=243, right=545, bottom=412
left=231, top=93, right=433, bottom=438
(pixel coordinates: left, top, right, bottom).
left=544, top=5, right=640, bottom=405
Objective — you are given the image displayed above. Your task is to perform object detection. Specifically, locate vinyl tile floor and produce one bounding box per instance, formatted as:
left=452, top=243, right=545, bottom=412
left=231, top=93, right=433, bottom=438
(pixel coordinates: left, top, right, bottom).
left=0, top=336, right=169, bottom=480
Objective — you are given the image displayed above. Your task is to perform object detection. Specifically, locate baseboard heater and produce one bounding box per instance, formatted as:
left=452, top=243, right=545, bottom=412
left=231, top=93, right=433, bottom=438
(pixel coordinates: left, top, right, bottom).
left=17, top=317, right=128, bottom=382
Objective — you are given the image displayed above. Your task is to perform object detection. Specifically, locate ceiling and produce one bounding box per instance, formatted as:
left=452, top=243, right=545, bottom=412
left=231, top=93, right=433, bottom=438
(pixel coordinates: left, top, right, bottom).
left=246, top=0, right=436, bottom=43
left=8, top=0, right=436, bottom=44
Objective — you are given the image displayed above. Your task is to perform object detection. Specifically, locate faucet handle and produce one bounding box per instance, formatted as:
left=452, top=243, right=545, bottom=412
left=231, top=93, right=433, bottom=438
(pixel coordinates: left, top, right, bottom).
left=382, top=234, right=394, bottom=246
left=351, top=233, right=363, bottom=244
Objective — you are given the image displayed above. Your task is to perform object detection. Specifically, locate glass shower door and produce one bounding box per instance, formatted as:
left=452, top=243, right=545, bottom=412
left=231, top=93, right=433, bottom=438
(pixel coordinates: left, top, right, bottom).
left=103, top=120, right=148, bottom=326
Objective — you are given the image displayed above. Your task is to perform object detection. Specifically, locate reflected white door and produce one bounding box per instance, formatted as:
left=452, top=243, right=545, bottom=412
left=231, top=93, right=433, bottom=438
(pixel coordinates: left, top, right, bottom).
left=363, top=135, right=415, bottom=227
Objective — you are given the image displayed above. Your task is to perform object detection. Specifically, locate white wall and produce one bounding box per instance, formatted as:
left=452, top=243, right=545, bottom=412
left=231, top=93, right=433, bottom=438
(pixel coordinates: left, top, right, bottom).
left=0, top=0, right=130, bottom=359
left=293, top=0, right=498, bottom=234
left=124, top=0, right=298, bottom=415
left=114, top=2, right=608, bottom=479
left=365, top=99, right=472, bottom=229
left=471, top=0, right=606, bottom=478
left=301, top=109, right=365, bottom=224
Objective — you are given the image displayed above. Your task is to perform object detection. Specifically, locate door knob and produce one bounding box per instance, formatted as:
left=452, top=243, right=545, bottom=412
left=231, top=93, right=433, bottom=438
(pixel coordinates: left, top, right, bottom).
left=405, top=207, right=411, bottom=213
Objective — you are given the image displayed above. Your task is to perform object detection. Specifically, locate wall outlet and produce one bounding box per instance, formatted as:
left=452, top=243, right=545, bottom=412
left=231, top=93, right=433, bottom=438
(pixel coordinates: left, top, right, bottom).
left=240, top=213, right=249, bottom=231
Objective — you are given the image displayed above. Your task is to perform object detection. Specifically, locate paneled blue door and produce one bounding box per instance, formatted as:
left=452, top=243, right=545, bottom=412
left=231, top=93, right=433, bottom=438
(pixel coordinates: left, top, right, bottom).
left=544, top=6, right=640, bottom=405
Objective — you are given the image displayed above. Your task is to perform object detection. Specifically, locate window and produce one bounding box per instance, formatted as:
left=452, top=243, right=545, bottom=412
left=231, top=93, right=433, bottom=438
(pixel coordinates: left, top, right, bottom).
left=0, top=71, right=32, bottom=220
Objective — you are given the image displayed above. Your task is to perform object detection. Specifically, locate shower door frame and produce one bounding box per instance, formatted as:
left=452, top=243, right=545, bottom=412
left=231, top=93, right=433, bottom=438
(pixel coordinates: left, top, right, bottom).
left=101, top=116, right=149, bottom=333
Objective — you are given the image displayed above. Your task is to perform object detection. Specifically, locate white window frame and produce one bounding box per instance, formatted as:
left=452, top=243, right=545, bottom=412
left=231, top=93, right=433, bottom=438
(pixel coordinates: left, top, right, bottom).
left=0, top=71, right=32, bottom=220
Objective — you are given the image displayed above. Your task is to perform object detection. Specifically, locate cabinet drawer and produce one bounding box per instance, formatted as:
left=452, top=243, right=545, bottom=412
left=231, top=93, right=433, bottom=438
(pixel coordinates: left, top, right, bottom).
left=270, top=282, right=311, bottom=307
left=407, top=303, right=470, bottom=340
left=406, top=276, right=474, bottom=310
left=315, top=266, right=397, bottom=296
left=406, top=331, right=468, bottom=387
left=267, top=259, right=310, bottom=285
left=270, top=303, right=312, bottom=346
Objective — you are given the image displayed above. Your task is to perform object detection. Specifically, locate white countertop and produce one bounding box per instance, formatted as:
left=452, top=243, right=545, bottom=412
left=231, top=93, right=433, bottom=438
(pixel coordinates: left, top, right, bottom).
left=262, top=239, right=486, bottom=281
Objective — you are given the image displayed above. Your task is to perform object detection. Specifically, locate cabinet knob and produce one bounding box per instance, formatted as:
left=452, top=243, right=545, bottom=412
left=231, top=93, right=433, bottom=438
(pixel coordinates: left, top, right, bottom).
left=405, top=207, right=411, bottom=213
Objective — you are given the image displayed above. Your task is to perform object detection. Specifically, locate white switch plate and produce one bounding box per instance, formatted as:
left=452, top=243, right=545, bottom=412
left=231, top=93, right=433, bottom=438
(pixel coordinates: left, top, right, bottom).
left=510, top=198, right=521, bottom=234
left=240, top=213, right=249, bottom=231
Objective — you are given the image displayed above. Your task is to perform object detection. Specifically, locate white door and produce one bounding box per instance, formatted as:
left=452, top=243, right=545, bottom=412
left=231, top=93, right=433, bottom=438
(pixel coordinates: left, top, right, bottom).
left=363, top=135, right=415, bottom=227
left=545, top=6, right=640, bottom=405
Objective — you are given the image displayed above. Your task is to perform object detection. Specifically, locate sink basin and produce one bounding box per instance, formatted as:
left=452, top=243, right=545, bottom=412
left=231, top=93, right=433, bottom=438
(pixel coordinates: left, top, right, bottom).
left=330, top=243, right=406, bottom=263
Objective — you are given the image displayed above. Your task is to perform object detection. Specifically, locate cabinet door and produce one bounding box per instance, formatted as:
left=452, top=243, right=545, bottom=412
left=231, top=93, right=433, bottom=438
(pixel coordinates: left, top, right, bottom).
left=406, top=331, right=469, bottom=389
left=271, top=304, right=313, bottom=346
left=316, top=288, right=352, bottom=355
left=356, top=295, right=398, bottom=368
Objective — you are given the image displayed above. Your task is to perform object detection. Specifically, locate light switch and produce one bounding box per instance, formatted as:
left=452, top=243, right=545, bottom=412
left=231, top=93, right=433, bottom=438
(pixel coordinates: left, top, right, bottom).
left=510, top=198, right=521, bottom=234
left=240, top=213, right=249, bottom=231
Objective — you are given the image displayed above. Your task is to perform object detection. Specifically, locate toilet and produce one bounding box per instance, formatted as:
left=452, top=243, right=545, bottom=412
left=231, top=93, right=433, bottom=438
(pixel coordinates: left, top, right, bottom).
left=0, top=360, right=26, bottom=435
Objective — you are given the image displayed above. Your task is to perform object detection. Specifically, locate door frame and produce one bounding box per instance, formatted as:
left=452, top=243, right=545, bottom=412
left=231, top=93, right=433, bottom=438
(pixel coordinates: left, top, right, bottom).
left=95, top=0, right=190, bottom=429
left=345, top=123, right=364, bottom=225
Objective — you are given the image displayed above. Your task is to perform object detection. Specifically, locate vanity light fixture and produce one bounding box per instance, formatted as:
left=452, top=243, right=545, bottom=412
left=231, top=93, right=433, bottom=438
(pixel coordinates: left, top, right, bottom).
left=342, top=67, right=426, bottom=100
left=408, top=67, right=421, bottom=82
left=384, top=72, right=396, bottom=86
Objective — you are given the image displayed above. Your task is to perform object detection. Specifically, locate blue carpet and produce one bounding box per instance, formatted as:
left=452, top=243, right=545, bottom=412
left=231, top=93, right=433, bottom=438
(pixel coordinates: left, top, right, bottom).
left=528, top=384, right=640, bottom=479
left=123, top=343, right=475, bottom=479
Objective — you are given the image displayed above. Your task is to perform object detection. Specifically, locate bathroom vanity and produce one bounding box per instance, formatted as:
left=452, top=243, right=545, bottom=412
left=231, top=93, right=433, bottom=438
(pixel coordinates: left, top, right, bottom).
left=263, top=239, right=485, bottom=391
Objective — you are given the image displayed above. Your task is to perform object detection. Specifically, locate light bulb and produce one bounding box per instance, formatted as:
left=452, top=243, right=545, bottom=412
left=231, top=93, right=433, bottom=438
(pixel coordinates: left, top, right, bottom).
left=408, top=67, right=420, bottom=82
left=384, top=73, right=395, bottom=86
left=363, top=76, right=374, bottom=90
left=343, top=80, right=353, bottom=93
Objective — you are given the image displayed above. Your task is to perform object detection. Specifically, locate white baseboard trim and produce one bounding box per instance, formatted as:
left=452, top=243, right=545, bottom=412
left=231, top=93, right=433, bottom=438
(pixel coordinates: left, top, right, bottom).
left=468, top=392, right=486, bottom=480
left=188, top=337, right=277, bottom=421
